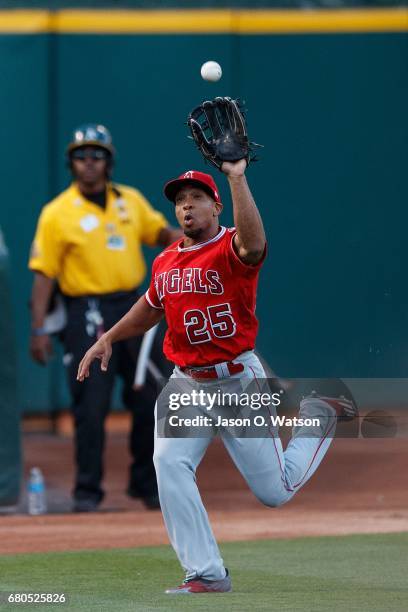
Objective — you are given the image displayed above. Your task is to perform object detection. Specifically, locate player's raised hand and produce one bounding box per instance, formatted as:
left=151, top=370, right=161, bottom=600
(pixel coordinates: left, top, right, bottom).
left=77, top=335, right=112, bottom=381
left=221, top=159, right=247, bottom=177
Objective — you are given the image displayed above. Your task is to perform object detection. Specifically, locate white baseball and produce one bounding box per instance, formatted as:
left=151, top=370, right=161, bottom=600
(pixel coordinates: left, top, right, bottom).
left=200, top=61, right=222, bottom=82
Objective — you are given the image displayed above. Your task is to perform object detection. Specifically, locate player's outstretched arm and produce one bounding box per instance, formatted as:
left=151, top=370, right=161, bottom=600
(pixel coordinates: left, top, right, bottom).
left=222, top=159, right=266, bottom=265
left=77, top=295, right=163, bottom=381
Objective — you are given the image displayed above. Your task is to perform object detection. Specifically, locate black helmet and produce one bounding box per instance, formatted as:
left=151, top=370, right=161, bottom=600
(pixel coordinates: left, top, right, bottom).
left=66, top=123, right=115, bottom=157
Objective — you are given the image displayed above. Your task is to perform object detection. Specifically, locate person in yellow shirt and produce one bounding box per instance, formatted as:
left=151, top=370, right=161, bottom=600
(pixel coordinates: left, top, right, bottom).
left=29, top=124, right=180, bottom=512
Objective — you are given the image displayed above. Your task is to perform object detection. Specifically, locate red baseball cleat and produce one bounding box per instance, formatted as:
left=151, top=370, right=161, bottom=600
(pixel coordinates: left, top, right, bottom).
left=302, top=391, right=358, bottom=421
left=165, top=570, right=232, bottom=594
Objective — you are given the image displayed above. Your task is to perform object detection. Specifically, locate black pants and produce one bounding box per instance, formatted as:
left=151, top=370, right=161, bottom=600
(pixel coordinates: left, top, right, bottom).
left=62, top=290, right=169, bottom=504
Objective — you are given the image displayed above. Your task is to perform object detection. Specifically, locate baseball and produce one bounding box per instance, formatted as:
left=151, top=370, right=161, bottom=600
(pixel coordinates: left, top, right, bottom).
left=200, top=61, right=222, bottom=82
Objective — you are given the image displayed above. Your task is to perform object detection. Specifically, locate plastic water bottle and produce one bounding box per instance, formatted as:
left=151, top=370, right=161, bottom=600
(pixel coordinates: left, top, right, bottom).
left=27, top=467, right=47, bottom=515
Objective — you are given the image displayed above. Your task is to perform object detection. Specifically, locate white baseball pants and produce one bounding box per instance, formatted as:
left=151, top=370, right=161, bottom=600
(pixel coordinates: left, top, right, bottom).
left=153, top=350, right=336, bottom=581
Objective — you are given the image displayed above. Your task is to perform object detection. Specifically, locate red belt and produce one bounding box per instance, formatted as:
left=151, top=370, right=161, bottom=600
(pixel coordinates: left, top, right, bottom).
left=180, top=361, right=244, bottom=380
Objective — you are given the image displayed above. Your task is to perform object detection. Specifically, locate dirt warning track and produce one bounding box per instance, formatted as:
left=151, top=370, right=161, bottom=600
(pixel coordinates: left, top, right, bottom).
left=1, top=435, right=407, bottom=554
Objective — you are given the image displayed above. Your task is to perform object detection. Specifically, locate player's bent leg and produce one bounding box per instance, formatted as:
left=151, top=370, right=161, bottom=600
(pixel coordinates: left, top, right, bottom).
left=223, top=429, right=335, bottom=507
left=222, top=395, right=337, bottom=508
left=218, top=351, right=294, bottom=507
left=154, top=404, right=226, bottom=582
left=222, top=436, right=294, bottom=507
left=280, top=395, right=336, bottom=492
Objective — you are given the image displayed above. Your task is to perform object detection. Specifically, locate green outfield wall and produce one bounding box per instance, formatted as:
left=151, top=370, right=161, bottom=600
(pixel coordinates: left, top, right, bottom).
left=0, top=9, right=407, bottom=412
left=0, top=228, right=21, bottom=503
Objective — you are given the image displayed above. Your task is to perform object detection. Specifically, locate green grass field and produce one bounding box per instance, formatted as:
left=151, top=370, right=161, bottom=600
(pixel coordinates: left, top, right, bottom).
left=1, top=533, right=407, bottom=612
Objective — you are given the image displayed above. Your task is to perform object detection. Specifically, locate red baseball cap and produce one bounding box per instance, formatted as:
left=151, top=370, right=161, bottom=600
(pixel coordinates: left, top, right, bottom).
left=164, top=170, right=221, bottom=204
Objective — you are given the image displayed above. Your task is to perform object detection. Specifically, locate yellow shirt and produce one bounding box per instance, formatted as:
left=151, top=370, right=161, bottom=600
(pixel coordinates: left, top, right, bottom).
left=29, top=182, right=167, bottom=296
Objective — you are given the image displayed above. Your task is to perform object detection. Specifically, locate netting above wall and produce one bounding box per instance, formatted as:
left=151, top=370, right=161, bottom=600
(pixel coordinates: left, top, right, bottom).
left=0, top=1, right=406, bottom=9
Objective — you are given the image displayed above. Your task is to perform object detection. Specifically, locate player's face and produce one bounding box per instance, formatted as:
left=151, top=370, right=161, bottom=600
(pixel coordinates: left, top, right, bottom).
left=174, top=185, right=222, bottom=240
left=71, top=146, right=108, bottom=187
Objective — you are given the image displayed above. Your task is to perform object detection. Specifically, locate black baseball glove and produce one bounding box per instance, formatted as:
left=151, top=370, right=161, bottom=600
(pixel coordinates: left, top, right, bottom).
left=187, top=96, right=261, bottom=171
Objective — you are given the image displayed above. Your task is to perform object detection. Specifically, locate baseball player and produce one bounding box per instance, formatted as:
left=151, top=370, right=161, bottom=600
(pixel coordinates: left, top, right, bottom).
left=76, top=99, right=356, bottom=592
left=29, top=124, right=180, bottom=512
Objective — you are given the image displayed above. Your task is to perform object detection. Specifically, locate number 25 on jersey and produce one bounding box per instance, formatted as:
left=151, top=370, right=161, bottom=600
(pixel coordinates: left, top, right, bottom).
left=184, top=303, right=236, bottom=344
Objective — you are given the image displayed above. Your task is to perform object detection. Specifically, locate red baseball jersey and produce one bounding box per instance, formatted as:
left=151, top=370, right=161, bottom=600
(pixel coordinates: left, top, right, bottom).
left=145, top=226, right=266, bottom=367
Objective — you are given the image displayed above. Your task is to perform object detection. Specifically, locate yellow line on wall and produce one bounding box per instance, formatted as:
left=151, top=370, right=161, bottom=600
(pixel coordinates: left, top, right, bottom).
left=0, top=8, right=407, bottom=35
left=55, top=9, right=234, bottom=33
left=0, top=10, right=50, bottom=33
left=238, top=9, right=408, bottom=33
